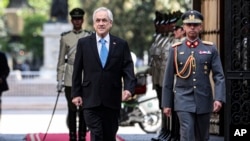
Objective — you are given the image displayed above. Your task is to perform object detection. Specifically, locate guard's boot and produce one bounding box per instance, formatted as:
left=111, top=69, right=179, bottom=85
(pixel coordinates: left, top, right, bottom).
left=151, top=129, right=169, bottom=141
left=78, top=132, right=86, bottom=141
left=78, top=109, right=86, bottom=141
left=69, top=132, right=77, bottom=141
left=159, top=129, right=171, bottom=141
left=170, top=135, right=180, bottom=141
left=68, top=110, right=77, bottom=141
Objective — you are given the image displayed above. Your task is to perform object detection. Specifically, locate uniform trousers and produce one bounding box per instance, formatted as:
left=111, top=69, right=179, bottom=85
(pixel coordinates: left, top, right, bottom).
left=177, top=111, right=210, bottom=141
left=65, top=87, right=86, bottom=137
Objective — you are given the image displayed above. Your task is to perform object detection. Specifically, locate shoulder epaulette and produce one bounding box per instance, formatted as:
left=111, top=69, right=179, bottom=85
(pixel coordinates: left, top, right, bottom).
left=61, top=31, right=71, bottom=36
left=202, top=41, right=213, bottom=46
left=84, top=30, right=92, bottom=34
left=172, top=42, right=182, bottom=48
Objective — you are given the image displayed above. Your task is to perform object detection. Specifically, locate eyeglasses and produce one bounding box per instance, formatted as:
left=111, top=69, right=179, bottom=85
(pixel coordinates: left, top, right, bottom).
left=185, top=23, right=200, bottom=27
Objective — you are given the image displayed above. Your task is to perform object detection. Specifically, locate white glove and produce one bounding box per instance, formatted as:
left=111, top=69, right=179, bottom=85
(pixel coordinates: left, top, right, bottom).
left=57, top=81, right=64, bottom=92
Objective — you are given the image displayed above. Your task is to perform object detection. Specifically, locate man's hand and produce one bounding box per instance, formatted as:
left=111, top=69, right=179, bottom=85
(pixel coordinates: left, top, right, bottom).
left=122, top=90, right=132, bottom=101
left=213, top=100, right=222, bottom=113
left=72, top=96, right=83, bottom=106
left=57, top=81, right=63, bottom=92
left=163, top=107, right=172, bottom=117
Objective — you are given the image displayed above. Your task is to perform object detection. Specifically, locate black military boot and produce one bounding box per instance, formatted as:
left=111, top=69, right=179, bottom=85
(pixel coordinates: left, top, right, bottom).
left=69, top=132, right=77, bottom=141
left=152, top=111, right=172, bottom=141
left=78, top=132, right=86, bottom=141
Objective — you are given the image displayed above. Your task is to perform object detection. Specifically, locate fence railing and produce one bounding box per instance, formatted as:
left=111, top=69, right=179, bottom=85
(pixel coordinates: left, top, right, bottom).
left=4, top=71, right=58, bottom=96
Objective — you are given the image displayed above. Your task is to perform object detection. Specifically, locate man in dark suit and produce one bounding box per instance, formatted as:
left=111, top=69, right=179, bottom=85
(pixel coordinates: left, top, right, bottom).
left=71, top=7, right=136, bottom=141
left=0, top=51, right=10, bottom=120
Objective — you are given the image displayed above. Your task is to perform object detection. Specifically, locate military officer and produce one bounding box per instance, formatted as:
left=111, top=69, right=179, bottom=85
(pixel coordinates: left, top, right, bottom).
left=161, top=10, right=225, bottom=141
left=149, top=11, right=181, bottom=141
left=56, top=8, right=91, bottom=141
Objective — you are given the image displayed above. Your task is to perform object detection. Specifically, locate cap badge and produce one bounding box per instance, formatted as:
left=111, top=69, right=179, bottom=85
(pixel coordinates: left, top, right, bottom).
left=189, top=15, right=195, bottom=20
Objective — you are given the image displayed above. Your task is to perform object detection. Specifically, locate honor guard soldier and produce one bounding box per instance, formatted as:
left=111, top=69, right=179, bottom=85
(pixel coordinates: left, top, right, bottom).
left=56, top=8, right=91, bottom=141
left=161, top=10, right=225, bottom=141
left=149, top=11, right=181, bottom=141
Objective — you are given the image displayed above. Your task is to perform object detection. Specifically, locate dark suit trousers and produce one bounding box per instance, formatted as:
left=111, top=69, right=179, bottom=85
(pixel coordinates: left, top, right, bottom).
left=0, top=92, right=2, bottom=120
left=84, top=105, right=120, bottom=141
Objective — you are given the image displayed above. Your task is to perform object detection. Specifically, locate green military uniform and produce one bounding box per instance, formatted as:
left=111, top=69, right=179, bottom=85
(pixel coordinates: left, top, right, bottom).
left=56, top=8, right=91, bottom=141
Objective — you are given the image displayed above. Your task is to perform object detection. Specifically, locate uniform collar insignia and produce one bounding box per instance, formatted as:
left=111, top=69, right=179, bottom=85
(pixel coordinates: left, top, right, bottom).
left=73, top=30, right=82, bottom=34
left=186, top=40, right=199, bottom=48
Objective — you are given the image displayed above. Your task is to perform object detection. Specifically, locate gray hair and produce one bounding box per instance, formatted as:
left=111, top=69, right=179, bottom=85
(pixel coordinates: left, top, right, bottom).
left=93, top=7, right=113, bottom=22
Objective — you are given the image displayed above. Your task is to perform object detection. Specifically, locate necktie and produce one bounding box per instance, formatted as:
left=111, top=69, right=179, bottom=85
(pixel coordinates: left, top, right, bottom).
left=100, top=39, right=108, bottom=67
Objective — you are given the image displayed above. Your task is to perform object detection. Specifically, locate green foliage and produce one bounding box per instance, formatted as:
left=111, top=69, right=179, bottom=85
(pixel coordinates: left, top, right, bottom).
left=1, top=0, right=190, bottom=68
left=22, top=13, right=47, bottom=58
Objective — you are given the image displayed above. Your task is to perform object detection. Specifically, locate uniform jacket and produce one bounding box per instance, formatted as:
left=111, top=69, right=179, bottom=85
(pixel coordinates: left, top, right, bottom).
left=162, top=38, right=226, bottom=114
left=72, top=33, right=136, bottom=110
left=0, top=51, right=10, bottom=93
left=149, top=33, right=175, bottom=88
left=57, top=30, right=91, bottom=86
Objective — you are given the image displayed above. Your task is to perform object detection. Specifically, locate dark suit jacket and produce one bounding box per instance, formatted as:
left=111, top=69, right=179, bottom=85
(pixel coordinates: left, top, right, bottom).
left=72, top=33, right=136, bottom=110
left=0, top=51, right=10, bottom=93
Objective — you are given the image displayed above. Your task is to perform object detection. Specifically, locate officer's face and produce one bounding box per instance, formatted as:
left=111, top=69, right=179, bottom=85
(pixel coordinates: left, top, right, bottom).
left=183, top=23, right=202, bottom=40
left=174, top=27, right=185, bottom=39
left=93, top=11, right=113, bottom=38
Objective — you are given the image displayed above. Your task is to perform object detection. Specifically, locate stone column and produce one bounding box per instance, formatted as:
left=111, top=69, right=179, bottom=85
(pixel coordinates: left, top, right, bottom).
left=40, top=23, right=71, bottom=80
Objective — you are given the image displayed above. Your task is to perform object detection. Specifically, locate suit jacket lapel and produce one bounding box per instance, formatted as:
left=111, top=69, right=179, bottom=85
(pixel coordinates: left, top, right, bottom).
left=90, top=34, right=103, bottom=67
left=106, top=35, right=117, bottom=66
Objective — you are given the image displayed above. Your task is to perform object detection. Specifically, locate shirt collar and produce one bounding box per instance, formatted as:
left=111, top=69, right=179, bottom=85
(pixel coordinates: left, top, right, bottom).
left=73, top=29, right=82, bottom=34
left=96, top=34, right=110, bottom=44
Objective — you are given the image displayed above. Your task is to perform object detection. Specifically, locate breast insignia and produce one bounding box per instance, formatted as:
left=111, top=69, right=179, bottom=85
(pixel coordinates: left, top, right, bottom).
left=172, top=42, right=182, bottom=48
left=202, top=41, right=213, bottom=46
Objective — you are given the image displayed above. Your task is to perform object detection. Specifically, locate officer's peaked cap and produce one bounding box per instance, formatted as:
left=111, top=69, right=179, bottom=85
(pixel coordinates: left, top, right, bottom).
left=181, top=10, right=203, bottom=24
left=174, top=18, right=183, bottom=30
left=70, top=8, right=85, bottom=18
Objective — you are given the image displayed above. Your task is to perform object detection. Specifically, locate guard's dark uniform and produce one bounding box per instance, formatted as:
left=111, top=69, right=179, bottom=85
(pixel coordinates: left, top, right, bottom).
left=149, top=11, right=182, bottom=141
